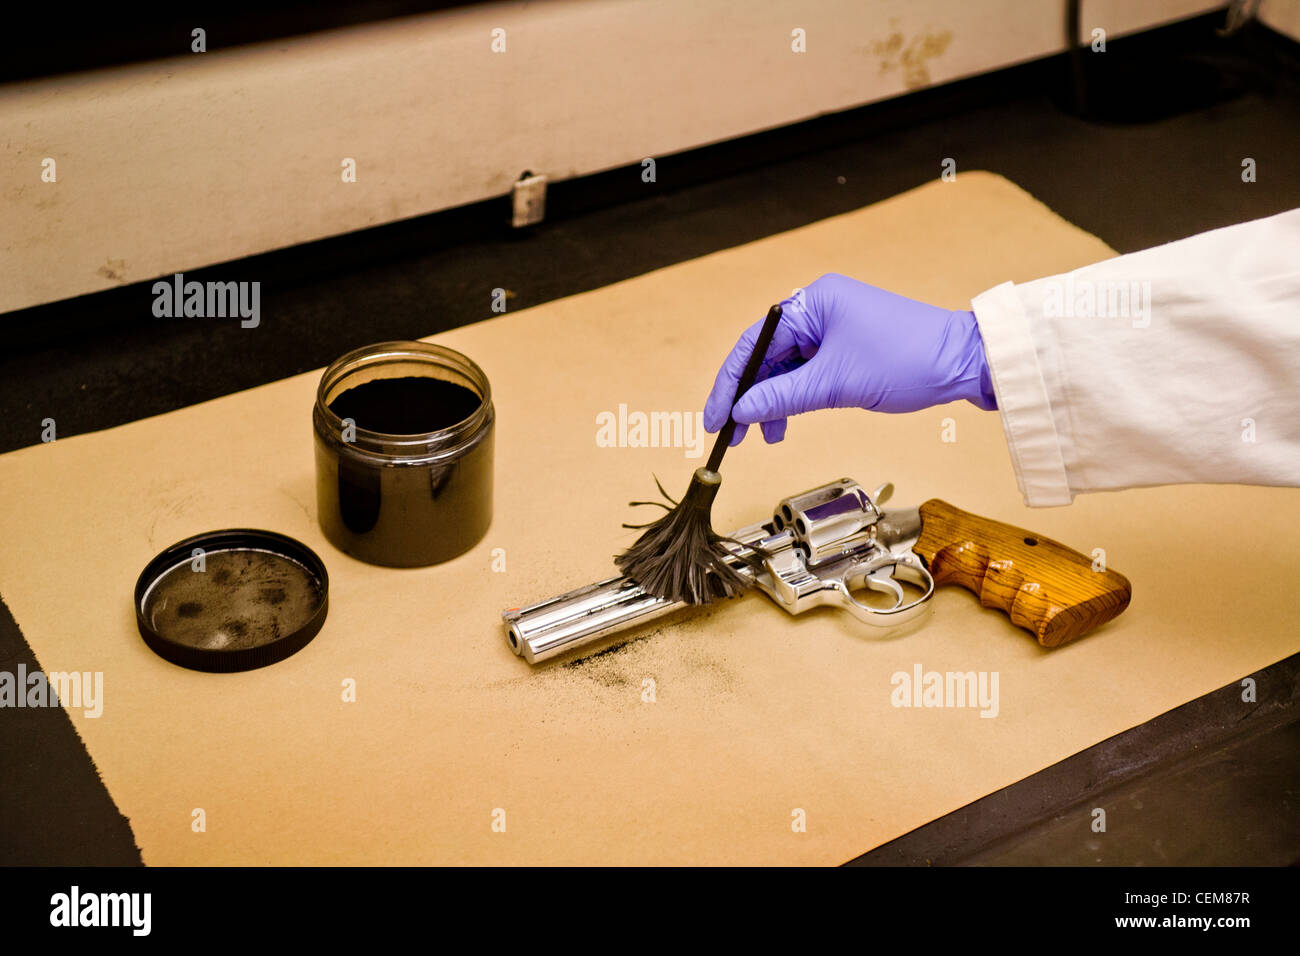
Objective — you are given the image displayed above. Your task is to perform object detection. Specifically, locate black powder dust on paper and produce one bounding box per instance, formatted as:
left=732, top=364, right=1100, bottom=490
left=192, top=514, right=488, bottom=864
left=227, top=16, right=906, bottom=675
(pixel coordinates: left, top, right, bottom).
left=553, top=604, right=740, bottom=693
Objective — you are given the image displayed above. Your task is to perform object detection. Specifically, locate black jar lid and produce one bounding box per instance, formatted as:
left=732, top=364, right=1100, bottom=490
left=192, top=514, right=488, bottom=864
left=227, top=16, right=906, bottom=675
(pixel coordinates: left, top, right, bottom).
left=134, top=529, right=329, bottom=672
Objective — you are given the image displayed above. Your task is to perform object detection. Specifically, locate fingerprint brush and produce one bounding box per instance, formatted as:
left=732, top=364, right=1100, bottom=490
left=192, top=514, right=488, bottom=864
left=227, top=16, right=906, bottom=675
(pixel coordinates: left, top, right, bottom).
left=614, top=303, right=783, bottom=604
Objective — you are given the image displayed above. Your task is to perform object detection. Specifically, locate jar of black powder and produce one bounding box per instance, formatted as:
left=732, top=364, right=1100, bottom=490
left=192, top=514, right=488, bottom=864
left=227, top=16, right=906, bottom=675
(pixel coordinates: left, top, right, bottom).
left=313, top=341, right=494, bottom=567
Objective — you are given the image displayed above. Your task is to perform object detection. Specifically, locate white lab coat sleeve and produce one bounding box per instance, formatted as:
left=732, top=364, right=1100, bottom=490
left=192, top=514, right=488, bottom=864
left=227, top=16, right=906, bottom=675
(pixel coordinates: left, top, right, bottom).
left=970, top=207, right=1300, bottom=507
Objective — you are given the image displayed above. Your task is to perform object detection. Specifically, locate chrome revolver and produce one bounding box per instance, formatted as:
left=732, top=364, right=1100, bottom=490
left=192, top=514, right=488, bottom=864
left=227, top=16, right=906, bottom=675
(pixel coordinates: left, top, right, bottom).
left=503, top=477, right=1131, bottom=664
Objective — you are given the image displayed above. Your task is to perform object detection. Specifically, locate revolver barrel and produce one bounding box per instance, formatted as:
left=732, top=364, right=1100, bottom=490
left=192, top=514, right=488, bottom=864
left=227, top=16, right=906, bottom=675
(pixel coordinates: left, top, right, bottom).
left=503, top=576, right=682, bottom=664
left=503, top=521, right=771, bottom=664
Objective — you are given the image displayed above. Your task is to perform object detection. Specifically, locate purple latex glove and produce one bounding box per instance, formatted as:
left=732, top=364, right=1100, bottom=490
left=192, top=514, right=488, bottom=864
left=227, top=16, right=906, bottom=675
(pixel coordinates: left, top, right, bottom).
left=703, top=273, right=997, bottom=444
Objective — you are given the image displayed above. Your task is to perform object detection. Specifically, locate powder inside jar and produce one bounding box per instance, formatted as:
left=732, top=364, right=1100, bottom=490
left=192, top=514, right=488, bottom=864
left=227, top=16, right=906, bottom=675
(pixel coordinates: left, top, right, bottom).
left=328, top=376, right=482, bottom=435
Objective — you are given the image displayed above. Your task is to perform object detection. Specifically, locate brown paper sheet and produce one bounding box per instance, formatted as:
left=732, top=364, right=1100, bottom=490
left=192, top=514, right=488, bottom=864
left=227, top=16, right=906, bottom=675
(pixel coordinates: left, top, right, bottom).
left=1, top=173, right=1295, bottom=865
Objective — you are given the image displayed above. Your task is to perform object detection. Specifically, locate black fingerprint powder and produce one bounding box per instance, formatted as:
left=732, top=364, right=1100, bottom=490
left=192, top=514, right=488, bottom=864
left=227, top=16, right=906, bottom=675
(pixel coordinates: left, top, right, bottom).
left=328, top=376, right=481, bottom=435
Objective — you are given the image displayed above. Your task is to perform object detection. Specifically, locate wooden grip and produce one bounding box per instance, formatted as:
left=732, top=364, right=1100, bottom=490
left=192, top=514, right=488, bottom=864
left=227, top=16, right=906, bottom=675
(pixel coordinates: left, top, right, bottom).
left=914, top=499, right=1131, bottom=648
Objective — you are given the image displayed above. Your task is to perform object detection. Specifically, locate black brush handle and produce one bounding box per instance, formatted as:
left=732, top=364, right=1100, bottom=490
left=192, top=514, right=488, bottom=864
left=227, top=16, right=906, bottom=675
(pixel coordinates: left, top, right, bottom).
left=705, top=303, right=783, bottom=472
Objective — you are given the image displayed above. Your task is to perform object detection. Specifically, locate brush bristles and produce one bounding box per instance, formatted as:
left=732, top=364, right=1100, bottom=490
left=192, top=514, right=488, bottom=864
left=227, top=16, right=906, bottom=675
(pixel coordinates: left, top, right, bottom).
left=615, top=469, right=767, bottom=604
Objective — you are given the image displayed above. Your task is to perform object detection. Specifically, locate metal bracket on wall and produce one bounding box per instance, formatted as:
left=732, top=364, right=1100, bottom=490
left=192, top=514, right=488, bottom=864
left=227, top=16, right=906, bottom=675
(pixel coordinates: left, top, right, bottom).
left=512, top=170, right=547, bottom=228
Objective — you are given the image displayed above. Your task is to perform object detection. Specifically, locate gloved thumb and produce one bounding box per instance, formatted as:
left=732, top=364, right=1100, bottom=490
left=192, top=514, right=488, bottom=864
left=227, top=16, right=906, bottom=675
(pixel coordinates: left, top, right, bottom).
left=731, top=358, right=826, bottom=425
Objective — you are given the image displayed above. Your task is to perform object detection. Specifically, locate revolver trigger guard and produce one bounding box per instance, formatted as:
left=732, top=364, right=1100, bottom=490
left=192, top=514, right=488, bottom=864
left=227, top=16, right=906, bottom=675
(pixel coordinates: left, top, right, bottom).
left=836, top=553, right=935, bottom=627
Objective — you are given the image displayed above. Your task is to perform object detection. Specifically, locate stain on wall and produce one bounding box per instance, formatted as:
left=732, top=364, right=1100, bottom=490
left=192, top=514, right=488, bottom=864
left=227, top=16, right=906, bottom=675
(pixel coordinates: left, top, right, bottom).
left=872, top=26, right=955, bottom=90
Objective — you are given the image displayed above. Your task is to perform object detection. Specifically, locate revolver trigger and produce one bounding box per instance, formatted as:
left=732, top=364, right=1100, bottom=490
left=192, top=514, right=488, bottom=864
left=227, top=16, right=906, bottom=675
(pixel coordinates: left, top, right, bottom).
left=865, top=566, right=905, bottom=608
left=836, top=553, right=934, bottom=627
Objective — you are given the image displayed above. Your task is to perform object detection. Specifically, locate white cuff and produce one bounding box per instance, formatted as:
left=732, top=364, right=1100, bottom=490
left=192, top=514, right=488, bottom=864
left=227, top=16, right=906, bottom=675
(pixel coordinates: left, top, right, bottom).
left=970, top=281, right=1072, bottom=507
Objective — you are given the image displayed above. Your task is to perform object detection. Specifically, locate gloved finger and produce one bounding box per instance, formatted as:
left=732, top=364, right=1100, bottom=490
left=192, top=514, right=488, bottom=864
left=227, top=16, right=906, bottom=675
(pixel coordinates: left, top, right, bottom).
left=727, top=421, right=749, bottom=447
left=703, top=317, right=804, bottom=432
left=759, top=417, right=788, bottom=443
left=731, top=356, right=827, bottom=424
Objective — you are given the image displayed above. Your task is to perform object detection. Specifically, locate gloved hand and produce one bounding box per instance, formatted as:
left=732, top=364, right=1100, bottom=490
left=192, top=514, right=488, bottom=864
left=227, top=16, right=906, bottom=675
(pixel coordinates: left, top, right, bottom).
left=703, top=273, right=997, bottom=444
